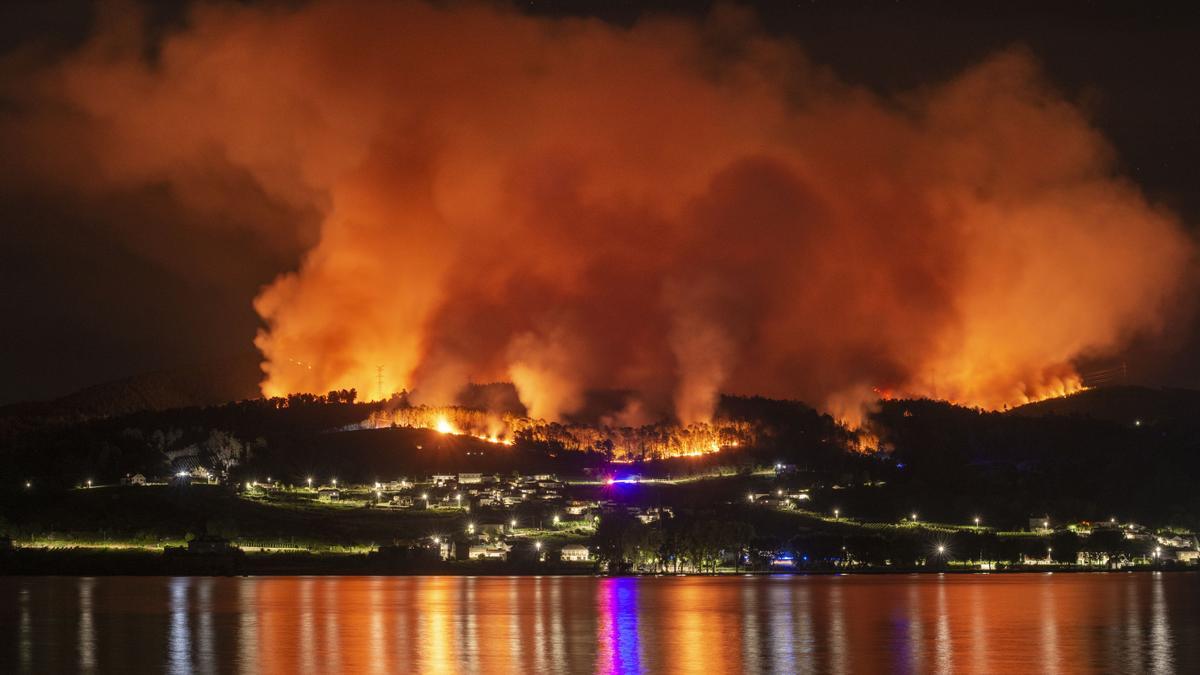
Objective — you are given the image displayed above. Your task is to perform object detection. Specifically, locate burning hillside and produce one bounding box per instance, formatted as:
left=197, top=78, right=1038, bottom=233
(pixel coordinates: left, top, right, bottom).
left=2, top=1, right=1193, bottom=425
left=365, top=404, right=754, bottom=462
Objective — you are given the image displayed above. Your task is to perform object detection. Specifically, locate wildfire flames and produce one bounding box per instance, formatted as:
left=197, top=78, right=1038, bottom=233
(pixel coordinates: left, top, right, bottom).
left=369, top=405, right=746, bottom=461
left=3, top=1, right=1193, bottom=425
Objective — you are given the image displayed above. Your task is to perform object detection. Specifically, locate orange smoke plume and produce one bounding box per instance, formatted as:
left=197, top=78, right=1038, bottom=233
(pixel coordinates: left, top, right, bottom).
left=3, top=1, right=1193, bottom=424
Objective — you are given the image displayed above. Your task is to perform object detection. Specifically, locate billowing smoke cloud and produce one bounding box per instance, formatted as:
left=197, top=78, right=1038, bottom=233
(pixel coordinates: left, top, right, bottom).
left=3, top=1, right=1193, bottom=423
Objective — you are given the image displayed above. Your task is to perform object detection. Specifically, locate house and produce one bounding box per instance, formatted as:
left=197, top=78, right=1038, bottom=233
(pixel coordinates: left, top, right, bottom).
left=458, top=473, right=483, bottom=485
left=469, top=544, right=509, bottom=560
left=432, top=475, right=456, bottom=486
left=634, top=507, right=671, bottom=524
left=565, top=501, right=593, bottom=516
left=122, top=473, right=147, bottom=486
left=391, top=495, right=414, bottom=508
left=560, top=544, right=590, bottom=562
left=318, top=488, right=341, bottom=501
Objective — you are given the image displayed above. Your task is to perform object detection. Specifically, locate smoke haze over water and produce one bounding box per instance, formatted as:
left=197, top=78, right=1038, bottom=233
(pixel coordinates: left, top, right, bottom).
left=2, top=1, right=1193, bottom=423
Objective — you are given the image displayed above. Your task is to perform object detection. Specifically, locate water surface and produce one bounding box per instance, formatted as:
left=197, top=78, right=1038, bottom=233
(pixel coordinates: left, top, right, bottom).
left=1, top=573, right=1196, bottom=673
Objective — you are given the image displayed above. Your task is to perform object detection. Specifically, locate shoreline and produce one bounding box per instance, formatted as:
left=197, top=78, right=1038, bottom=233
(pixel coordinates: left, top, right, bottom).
left=2, top=548, right=1193, bottom=577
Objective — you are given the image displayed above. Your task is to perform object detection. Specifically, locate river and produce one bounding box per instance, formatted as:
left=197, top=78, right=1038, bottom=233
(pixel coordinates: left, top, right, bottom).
left=1, top=573, right=1196, bottom=673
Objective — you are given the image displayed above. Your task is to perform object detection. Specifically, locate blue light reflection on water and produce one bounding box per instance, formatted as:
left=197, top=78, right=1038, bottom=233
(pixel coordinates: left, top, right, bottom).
left=598, top=577, right=642, bottom=675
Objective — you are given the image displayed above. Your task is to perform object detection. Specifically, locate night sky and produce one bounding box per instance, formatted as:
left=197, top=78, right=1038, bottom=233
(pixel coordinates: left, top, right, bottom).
left=2, top=0, right=1199, bottom=406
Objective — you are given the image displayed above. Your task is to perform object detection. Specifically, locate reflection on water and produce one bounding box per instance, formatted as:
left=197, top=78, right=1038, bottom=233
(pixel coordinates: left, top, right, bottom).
left=0, top=573, right=1197, bottom=673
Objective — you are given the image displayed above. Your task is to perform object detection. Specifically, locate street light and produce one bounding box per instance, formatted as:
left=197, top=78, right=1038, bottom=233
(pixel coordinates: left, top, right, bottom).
left=974, top=516, right=981, bottom=526
left=553, top=515, right=561, bottom=525
left=467, top=522, right=475, bottom=534
left=306, top=477, right=313, bottom=487
left=937, top=545, right=946, bottom=555
left=833, top=508, right=840, bottom=519
left=24, top=480, right=31, bottom=489
left=911, top=513, right=917, bottom=522
left=331, top=478, right=338, bottom=486
left=535, top=541, right=542, bottom=550
left=86, top=479, right=92, bottom=488
left=510, top=518, right=518, bottom=529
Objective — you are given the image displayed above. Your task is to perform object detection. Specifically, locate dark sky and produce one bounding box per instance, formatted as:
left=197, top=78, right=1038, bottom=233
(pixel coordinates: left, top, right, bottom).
left=2, top=0, right=1199, bottom=405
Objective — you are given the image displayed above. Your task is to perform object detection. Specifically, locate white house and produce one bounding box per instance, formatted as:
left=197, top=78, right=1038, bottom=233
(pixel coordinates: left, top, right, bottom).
left=561, top=544, right=590, bottom=562
left=469, top=544, right=508, bottom=560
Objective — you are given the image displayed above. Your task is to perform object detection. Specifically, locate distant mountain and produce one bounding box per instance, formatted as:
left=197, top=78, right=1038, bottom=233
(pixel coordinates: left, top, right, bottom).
left=1007, top=385, right=1200, bottom=426
left=0, top=352, right=263, bottom=421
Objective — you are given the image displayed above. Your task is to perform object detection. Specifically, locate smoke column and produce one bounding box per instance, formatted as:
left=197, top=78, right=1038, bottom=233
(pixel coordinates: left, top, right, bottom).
left=3, top=1, right=1193, bottom=423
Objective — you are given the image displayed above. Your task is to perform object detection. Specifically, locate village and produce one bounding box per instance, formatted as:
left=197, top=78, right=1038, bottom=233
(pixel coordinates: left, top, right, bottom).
left=50, top=462, right=1193, bottom=573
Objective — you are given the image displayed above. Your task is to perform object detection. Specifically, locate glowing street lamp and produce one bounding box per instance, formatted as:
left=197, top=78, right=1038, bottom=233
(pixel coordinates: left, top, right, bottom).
left=510, top=518, right=518, bottom=529
left=911, top=513, right=918, bottom=522
left=455, top=494, right=462, bottom=507
left=331, top=478, right=338, bottom=486
left=24, top=480, right=31, bottom=489
left=86, top=479, right=92, bottom=488
left=535, top=541, right=542, bottom=550
left=747, top=493, right=755, bottom=503
left=306, top=477, right=313, bottom=487
left=973, top=516, right=981, bottom=526
left=833, top=508, right=840, bottom=519
left=467, top=522, right=475, bottom=535
left=937, top=545, right=946, bottom=555
left=553, top=515, right=561, bottom=525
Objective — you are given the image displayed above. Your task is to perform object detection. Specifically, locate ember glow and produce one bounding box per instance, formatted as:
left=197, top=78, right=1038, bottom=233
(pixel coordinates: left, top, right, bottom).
left=4, top=1, right=1192, bottom=424
left=371, top=405, right=745, bottom=461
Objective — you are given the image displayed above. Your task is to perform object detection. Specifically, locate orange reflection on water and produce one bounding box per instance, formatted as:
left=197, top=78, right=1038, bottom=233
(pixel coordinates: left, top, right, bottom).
left=1, top=574, right=1188, bottom=673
